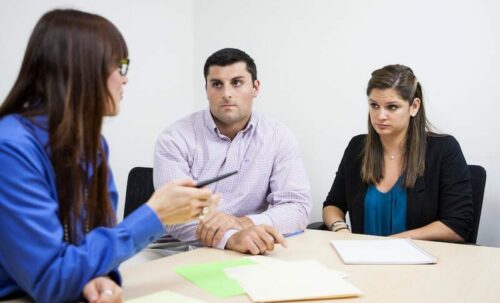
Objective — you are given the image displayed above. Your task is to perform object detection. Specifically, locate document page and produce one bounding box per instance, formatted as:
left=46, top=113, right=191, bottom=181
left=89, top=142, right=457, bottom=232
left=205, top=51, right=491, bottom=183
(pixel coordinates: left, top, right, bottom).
left=224, top=259, right=362, bottom=302
left=330, top=238, right=437, bottom=265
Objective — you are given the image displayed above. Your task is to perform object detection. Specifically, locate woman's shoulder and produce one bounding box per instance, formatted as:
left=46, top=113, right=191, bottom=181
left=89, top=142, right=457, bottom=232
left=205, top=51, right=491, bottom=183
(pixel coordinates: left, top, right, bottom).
left=0, top=114, right=47, bottom=152
left=0, top=114, right=31, bottom=141
left=426, top=133, right=466, bottom=163
left=427, top=133, right=461, bottom=150
left=346, top=134, right=367, bottom=149
left=339, top=134, right=366, bottom=160
left=350, top=134, right=367, bottom=143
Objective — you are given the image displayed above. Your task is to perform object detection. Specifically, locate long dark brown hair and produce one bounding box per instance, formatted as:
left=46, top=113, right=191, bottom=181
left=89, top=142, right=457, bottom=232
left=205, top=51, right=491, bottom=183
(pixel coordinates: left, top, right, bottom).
left=361, top=64, right=432, bottom=188
left=0, top=9, right=128, bottom=243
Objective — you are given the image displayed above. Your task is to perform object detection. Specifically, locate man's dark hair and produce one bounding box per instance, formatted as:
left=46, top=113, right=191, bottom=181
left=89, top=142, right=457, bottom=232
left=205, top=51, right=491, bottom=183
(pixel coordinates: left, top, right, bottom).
left=203, top=48, right=257, bottom=83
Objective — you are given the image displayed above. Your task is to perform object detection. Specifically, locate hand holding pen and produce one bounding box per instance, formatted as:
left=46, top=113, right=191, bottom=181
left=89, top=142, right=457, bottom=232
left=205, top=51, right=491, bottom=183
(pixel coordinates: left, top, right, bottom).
left=195, top=171, right=238, bottom=219
left=146, top=171, right=237, bottom=225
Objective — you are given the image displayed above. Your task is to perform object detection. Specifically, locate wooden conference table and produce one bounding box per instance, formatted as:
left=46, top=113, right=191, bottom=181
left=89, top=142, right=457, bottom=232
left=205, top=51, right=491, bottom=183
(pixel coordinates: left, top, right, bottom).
left=121, top=229, right=500, bottom=303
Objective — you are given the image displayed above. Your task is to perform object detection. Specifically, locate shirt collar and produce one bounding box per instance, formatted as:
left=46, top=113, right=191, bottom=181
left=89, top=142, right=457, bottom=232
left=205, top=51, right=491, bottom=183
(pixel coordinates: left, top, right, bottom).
left=203, top=108, right=257, bottom=139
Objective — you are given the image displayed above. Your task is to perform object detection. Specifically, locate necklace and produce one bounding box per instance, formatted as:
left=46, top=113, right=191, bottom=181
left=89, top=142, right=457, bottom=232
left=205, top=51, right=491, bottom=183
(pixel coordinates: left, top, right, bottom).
left=63, top=185, right=90, bottom=243
left=385, top=153, right=401, bottom=161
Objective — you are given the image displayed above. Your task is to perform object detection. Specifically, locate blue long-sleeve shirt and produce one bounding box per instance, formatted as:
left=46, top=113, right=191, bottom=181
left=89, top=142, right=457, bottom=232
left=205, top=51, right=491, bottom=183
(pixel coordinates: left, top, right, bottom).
left=0, top=114, right=164, bottom=302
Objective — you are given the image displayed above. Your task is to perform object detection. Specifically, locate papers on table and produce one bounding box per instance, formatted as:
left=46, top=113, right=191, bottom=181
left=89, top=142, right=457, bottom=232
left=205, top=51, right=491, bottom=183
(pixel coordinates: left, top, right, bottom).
left=125, top=290, right=207, bottom=303
left=330, top=238, right=437, bottom=265
left=225, top=259, right=362, bottom=302
left=175, top=256, right=361, bottom=302
left=174, top=258, right=256, bottom=297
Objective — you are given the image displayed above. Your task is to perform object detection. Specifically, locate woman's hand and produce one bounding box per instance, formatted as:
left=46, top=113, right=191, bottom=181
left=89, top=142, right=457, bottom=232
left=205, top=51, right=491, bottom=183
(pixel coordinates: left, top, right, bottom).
left=147, top=179, right=220, bottom=225
left=83, top=276, right=122, bottom=303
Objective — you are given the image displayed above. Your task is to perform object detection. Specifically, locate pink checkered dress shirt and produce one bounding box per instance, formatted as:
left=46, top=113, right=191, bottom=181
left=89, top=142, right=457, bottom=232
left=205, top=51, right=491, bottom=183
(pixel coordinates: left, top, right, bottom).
left=153, top=109, right=312, bottom=249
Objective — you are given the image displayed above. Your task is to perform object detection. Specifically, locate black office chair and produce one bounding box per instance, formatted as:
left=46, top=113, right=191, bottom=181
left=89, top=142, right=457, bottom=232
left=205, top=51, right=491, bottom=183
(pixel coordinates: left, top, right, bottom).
left=307, top=165, right=487, bottom=244
left=124, top=166, right=180, bottom=243
left=124, top=167, right=155, bottom=218
left=466, top=165, right=486, bottom=244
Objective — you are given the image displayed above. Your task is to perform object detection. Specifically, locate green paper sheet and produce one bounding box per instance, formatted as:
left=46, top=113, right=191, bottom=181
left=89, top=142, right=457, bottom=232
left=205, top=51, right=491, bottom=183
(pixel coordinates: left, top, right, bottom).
left=125, top=290, right=206, bottom=303
left=175, top=258, right=256, bottom=297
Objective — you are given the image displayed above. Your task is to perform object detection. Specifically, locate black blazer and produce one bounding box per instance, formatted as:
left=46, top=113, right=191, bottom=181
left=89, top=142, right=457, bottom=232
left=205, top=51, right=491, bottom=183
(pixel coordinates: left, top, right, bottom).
left=323, top=134, right=473, bottom=240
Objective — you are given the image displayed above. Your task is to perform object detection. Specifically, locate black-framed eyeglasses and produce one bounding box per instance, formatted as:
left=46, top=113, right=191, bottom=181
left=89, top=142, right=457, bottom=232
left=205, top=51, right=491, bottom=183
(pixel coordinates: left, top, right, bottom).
left=118, top=58, right=130, bottom=76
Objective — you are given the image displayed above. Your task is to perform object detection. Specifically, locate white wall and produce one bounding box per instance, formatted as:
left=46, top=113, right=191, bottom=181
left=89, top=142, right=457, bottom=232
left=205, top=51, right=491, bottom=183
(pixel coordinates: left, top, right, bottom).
left=0, top=0, right=195, bottom=219
left=1, top=0, right=499, bottom=247
left=193, top=0, right=500, bottom=247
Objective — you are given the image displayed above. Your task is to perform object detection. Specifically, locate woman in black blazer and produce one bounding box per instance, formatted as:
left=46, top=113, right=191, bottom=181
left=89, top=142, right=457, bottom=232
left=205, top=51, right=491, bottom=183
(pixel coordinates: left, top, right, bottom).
left=323, top=65, right=473, bottom=242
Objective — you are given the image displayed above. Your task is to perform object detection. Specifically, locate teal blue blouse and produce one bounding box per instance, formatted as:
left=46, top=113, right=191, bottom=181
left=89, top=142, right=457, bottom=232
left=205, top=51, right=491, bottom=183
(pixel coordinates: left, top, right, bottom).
left=364, top=177, right=407, bottom=236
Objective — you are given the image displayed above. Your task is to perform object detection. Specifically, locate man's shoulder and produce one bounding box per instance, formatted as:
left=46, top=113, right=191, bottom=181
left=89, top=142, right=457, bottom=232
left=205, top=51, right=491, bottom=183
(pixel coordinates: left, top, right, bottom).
left=161, top=110, right=207, bottom=136
left=172, top=109, right=205, bottom=128
left=253, top=111, right=293, bottom=134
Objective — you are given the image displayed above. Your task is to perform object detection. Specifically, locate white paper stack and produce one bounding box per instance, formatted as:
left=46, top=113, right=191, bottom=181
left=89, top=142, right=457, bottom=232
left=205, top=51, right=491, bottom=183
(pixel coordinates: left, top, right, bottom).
left=330, top=238, right=437, bottom=265
left=225, top=259, right=362, bottom=302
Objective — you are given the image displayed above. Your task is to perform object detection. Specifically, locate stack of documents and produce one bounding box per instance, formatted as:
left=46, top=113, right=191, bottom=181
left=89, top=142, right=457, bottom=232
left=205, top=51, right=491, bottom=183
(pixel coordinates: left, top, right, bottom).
left=224, top=259, right=362, bottom=302
left=330, top=238, right=437, bottom=265
left=175, top=258, right=256, bottom=297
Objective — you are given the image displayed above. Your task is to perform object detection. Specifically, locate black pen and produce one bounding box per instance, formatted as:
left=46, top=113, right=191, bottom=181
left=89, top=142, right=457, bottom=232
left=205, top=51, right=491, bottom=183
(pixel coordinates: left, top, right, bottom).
left=195, top=170, right=238, bottom=188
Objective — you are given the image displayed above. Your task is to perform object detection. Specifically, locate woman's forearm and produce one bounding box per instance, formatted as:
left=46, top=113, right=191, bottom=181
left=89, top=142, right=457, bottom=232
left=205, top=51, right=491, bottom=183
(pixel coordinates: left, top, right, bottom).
left=391, top=221, right=464, bottom=242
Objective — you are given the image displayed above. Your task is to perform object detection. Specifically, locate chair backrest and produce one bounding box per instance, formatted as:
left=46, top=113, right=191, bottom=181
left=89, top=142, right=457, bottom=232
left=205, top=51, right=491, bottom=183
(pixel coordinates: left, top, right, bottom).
left=466, top=165, right=486, bottom=244
left=124, top=167, right=155, bottom=218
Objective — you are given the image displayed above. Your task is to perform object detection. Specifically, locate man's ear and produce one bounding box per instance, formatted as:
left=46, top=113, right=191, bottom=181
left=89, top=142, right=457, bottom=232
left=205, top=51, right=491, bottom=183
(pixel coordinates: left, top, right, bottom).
left=253, top=80, right=261, bottom=97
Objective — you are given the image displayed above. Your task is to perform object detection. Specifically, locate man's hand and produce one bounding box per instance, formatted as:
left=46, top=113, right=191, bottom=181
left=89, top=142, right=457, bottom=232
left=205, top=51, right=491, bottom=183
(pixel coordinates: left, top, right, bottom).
left=83, top=276, right=122, bottom=303
left=225, top=225, right=287, bottom=255
left=197, top=211, right=254, bottom=247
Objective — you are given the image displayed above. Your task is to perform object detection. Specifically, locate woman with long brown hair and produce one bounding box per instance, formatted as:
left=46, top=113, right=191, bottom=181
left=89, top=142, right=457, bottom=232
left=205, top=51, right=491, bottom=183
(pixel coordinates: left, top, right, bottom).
left=322, top=64, right=473, bottom=242
left=0, top=9, right=216, bottom=302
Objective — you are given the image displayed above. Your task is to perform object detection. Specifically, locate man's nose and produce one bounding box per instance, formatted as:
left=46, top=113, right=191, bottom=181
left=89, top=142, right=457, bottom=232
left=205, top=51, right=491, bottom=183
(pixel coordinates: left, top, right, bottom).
left=222, top=86, right=233, bottom=99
